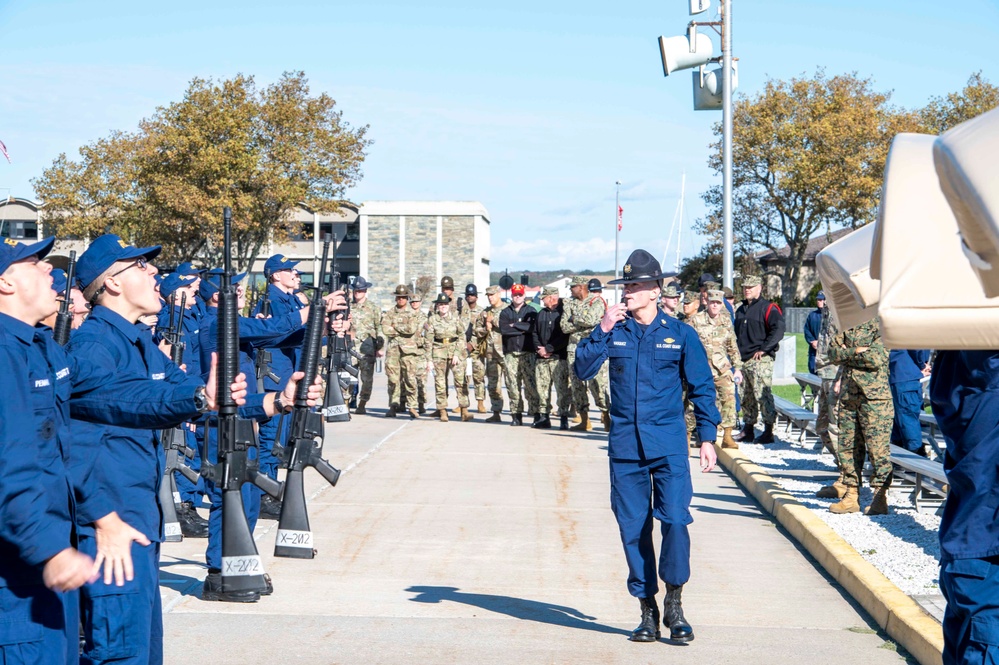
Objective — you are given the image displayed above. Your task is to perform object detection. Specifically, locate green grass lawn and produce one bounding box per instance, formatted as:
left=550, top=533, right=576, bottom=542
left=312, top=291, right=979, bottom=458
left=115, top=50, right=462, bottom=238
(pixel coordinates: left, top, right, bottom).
left=772, top=333, right=809, bottom=404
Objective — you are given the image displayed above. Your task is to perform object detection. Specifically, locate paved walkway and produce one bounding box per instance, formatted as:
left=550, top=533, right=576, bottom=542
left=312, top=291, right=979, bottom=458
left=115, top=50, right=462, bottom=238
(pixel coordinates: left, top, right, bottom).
left=161, top=375, right=911, bottom=664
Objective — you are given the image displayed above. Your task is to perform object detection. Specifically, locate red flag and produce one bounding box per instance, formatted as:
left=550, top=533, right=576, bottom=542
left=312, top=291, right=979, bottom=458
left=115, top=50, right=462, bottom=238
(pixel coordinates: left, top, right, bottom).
left=617, top=205, right=623, bottom=232
left=0, top=139, right=10, bottom=164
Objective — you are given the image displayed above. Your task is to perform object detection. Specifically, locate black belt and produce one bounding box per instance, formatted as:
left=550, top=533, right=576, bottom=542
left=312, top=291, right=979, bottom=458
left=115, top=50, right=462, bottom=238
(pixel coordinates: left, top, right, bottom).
left=434, top=337, right=459, bottom=343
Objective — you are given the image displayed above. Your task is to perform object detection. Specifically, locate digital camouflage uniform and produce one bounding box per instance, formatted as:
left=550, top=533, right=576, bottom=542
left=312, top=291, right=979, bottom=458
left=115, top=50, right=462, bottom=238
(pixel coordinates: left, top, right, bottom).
left=464, top=302, right=486, bottom=403
left=561, top=293, right=609, bottom=415
left=410, top=304, right=429, bottom=410
left=535, top=357, right=571, bottom=416
left=351, top=298, right=383, bottom=404
left=473, top=302, right=506, bottom=414
left=425, top=310, right=470, bottom=410
left=827, top=317, right=894, bottom=490
left=814, top=307, right=840, bottom=455
left=689, top=310, right=741, bottom=429
left=382, top=304, right=423, bottom=410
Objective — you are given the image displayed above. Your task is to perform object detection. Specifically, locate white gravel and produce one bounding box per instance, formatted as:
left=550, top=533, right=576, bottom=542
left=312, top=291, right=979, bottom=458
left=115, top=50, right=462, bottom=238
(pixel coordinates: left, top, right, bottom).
left=734, top=434, right=941, bottom=596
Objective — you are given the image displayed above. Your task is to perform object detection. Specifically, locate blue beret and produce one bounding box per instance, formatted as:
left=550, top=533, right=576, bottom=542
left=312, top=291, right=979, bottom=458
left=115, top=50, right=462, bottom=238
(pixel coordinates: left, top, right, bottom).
left=0, top=237, right=54, bottom=276
left=77, top=234, right=161, bottom=291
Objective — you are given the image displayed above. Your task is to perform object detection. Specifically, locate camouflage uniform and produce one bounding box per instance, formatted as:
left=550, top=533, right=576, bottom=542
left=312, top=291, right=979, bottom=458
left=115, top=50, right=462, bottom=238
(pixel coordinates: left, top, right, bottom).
left=351, top=298, right=382, bottom=404
left=410, top=304, right=429, bottom=410
left=473, top=301, right=506, bottom=414
left=535, top=357, right=571, bottom=416
left=561, top=291, right=609, bottom=415
left=465, top=302, right=486, bottom=403
left=425, top=310, right=470, bottom=410
left=827, top=317, right=894, bottom=490
left=689, top=310, right=742, bottom=429
left=814, top=307, right=841, bottom=455
left=382, top=303, right=423, bottom=410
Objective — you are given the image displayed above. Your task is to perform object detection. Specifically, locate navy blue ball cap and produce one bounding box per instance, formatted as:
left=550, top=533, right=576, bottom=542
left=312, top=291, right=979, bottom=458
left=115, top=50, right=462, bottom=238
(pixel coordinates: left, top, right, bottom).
left=0, top=236, right=55, bottom=276
left=607, top=249, right=676, bottom=285
left=175, top=261, right=205, bottom=276
left=50, top=268, right=68, bottom=295
left=199, top=270, right=246, bottom=299
left=161, top=273, right=197, bottom=299
left=77, top=234, right=161, bottom=291
left=817, top=290, right=826, bottom=300
left=264, top=254, right=299, bottom=277
left=353, top=276, right=374, bottom=290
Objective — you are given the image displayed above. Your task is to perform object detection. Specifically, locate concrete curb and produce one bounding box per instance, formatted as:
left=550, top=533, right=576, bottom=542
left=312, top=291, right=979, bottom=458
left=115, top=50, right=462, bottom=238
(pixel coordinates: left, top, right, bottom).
left=716, top=447, right=945, bottom=665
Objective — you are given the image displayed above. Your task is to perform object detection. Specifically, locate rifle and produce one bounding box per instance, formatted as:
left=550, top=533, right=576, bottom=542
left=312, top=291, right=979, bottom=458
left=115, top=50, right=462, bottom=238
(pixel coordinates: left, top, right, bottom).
left=53, top=250, right=76, bottom=346
left=322, top=234, right=358, bottom=423
left=157, top=292, right=199, bottom=542
left=203, top=207, right=283, bottom=592
left=274, top=235, right=341, bottom=559
left=253, top=288, right=278, bottom=393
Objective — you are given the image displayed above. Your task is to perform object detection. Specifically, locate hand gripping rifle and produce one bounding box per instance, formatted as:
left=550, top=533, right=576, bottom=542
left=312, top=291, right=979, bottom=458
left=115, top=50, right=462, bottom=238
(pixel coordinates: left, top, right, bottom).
left=253, top=289, right=279, bottom=393
left=53, top=250, right=76, bottom=346
left=204, top=207, right=283, bottom=592
left=157, top=292, right=199, bottom=542
left=322, top=234, right=359, bottom=423
left=275, top=235, right=341, bottom=559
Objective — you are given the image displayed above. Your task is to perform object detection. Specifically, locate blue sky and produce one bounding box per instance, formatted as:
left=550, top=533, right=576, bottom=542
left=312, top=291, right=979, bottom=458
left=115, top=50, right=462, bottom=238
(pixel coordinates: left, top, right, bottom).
left=1, top=0, right=996, bottom=271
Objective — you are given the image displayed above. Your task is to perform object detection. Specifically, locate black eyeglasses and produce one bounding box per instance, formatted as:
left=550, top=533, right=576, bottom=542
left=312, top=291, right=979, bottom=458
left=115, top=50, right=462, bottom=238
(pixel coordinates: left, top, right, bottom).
left=89, top=257, right=149, bottom=305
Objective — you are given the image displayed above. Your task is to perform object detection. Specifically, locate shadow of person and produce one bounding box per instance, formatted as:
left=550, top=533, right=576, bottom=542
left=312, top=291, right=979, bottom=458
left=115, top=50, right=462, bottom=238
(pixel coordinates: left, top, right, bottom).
left=405, top=586, right=630, bottom=637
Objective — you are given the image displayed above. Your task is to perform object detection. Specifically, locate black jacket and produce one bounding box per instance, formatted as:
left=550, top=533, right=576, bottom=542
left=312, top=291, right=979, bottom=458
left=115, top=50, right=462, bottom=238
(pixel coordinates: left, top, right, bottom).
left=734, top=298, right=785, bottom=361
left=499, top=304, right=537, bottom=354
left=530, top=300, right=569, bottom=359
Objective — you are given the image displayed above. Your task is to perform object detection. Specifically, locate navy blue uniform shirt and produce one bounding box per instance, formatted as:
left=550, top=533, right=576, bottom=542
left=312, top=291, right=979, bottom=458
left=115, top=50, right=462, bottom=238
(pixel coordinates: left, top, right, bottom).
left=252, top=284, right=306, bottom=391
left=889, top=349, right=931, bottom=385
left=157, top=300, right=203, bottom=378
left=931, top=350, right=999, bottom=561
left=575, top=313, right=720, bottom=459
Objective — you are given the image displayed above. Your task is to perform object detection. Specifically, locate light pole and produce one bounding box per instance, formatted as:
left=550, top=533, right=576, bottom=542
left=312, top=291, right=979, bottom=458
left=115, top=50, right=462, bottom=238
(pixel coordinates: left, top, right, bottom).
left=721, top=0, right=733, bottom=290
left=614, top=180, right=622, bottom=303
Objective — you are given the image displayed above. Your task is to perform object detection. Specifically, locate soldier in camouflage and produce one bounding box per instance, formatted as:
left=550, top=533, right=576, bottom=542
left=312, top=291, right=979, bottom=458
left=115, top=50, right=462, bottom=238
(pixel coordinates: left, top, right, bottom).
left=660, top=283, right=683, bottom=318
left=474, top=286, right=507, bottom=422
left=409, top=292, right=429, bottom=414
left=463, top=284, right=488, bottom=413
left=425, top=293, right=473, bottom=422
left=814, top=306, right=845, bottom=498
left=499, top=283, right=540, bottom=425
left=349, top=276, right=382, bottom=415
left=531, top=286, right=571, bottom=430
left=381, top=284, right=422, bottom=419
left=688, top=290, right=743, bottom=448
left=826, top=316, right=894, bottom=515
left=561, top=275, right=610, bottom=432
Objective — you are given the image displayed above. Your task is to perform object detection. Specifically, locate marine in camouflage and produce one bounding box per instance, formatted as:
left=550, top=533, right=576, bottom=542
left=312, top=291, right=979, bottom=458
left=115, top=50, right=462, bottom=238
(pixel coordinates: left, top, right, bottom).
left=535, top=356, right=570, bottom=416
left=561, top=288, right=609, bottom=414
left=474, top=295, right=507, bottom=413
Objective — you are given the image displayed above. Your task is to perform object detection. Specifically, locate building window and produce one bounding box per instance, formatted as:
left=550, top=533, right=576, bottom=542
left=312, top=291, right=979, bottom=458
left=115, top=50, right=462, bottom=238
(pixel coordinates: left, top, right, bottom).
left=344, top=222, right=359, bottom=241
left=0, top=220, right=38, bottom=239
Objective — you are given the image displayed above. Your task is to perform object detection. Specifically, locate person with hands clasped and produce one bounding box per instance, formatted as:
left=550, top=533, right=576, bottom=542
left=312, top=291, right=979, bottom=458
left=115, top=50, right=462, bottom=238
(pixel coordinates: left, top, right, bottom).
left=574, top=249, right=720, bottom=646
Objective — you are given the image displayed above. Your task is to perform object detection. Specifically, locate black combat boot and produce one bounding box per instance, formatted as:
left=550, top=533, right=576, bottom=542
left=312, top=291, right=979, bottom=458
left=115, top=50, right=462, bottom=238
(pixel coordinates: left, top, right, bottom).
left=532, top=415, right=552, bottom=429
left=202, top=570, right=260, bottom=603
left=511, top=413, right=523, bottom=426
left=259, top=495, right=282, bottom=520
left=177, top=501, right=209, bottom=538
left=385, top=405, right=398, bottom=418
left=559, top=415, right=569, bottom=430
left=757, top=424, right=775, bottom=444
left=629, top=597, right=661, bottom=642
left=486, top=411, right=502, bottom=423
left=663, top=583, right=694, bottom=642
left=532, top=412, right=543, bottom=425
left=735, top=422, right=755, bottom=443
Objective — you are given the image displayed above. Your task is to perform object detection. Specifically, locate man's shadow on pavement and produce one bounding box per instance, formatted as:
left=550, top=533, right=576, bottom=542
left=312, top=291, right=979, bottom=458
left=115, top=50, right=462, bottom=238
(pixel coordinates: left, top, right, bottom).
left=405, top=586, right=630, bottom=637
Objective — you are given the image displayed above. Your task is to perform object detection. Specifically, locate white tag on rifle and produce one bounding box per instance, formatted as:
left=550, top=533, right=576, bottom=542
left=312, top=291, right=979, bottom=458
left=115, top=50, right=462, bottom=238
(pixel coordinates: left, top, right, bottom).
left=222, top=555, right=264, bottom=577
left=323, top=405, right=348, bottom=417
left=276, top=529, right=313, bottom=549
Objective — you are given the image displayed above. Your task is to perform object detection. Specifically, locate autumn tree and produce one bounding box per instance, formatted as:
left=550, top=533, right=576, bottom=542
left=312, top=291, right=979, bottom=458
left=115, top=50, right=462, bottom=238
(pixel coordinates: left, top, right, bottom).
left=696, top=70, right=919, bottom=304
left=919, top=71, right=999, bottom=134
left=33, top=71, right=370, bottom=270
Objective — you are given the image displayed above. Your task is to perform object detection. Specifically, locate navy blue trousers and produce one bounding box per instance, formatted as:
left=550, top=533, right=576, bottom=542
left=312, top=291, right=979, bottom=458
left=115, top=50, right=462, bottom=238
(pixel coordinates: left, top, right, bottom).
left=609, top=454, right=693, bottom=597
left=79, top=538, right=161, bottom=665
left=0, top=583, right=67, bottom=665
left=890, top=380, right=924, bottom=452
left=941, top=556, right=999, bottom=664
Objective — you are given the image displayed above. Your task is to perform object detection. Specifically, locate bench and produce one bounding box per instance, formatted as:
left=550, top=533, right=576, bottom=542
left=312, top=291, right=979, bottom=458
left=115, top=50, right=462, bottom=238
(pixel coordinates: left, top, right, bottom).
left=792, top=372, right=822, bottom=412
left=773, top=395, right=818, bottom=443
left=889, top=444, right=948, bottom=513
left=919, top=413, right=945, bottom=458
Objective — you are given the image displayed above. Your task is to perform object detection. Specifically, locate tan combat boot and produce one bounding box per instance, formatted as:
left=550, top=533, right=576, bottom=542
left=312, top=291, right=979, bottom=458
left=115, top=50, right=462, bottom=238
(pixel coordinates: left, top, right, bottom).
left=570, top=413, right=592, bottom=432
left=816, top=481, right=847, bottom=499
left=721, top=427, right=738, bottom=449
left=864, top=486, right=889, bottom=515
left=408, top=408, right=420, bottom=419
left=829, top=488, right=860, bottom=514
left=452, top=406, right=461, bottom=415
left=461, top=407, right=474, bottom=422
left=601, top=411, right=611, bottom=431
left=440, top=409, right=449, bottom=423
left=355, top=400, right=367, bottom=415
left=477, top=400, right=486, bottom=414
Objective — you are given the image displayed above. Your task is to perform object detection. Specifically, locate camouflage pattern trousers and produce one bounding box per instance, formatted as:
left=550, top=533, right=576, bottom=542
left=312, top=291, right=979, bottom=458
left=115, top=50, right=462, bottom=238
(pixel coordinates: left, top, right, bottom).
left=816, top=378, right=840, bottom=456
left=836, top=396, right=894, bottom=489
left=387, top=346, right=421, bottom=410
left=504, top=351, right=539, bottom=415
left=567, top=343, right=609, bottom=413
left=485, top=357, right=505, bottom=413
left=432, top=343, right=469, bottom=410
left=535, top=357, right=571, bottom=416
left=740, top=355, right=776, bottom=426
left=469, top=354, right=487, bottom=402
left=358, top=354, right=376, bottom=402
left=714, top=372, right=737, bottom=429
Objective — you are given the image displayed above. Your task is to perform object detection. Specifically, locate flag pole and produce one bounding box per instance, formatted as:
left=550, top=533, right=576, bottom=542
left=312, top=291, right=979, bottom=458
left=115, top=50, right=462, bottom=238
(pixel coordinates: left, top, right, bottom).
left=614, top=180, right=621, bottom=302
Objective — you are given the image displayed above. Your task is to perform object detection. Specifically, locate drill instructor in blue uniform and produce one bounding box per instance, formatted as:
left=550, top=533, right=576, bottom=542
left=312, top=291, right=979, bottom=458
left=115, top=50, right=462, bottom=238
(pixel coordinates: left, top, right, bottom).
left=575, top=249, right=720, bottom=645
